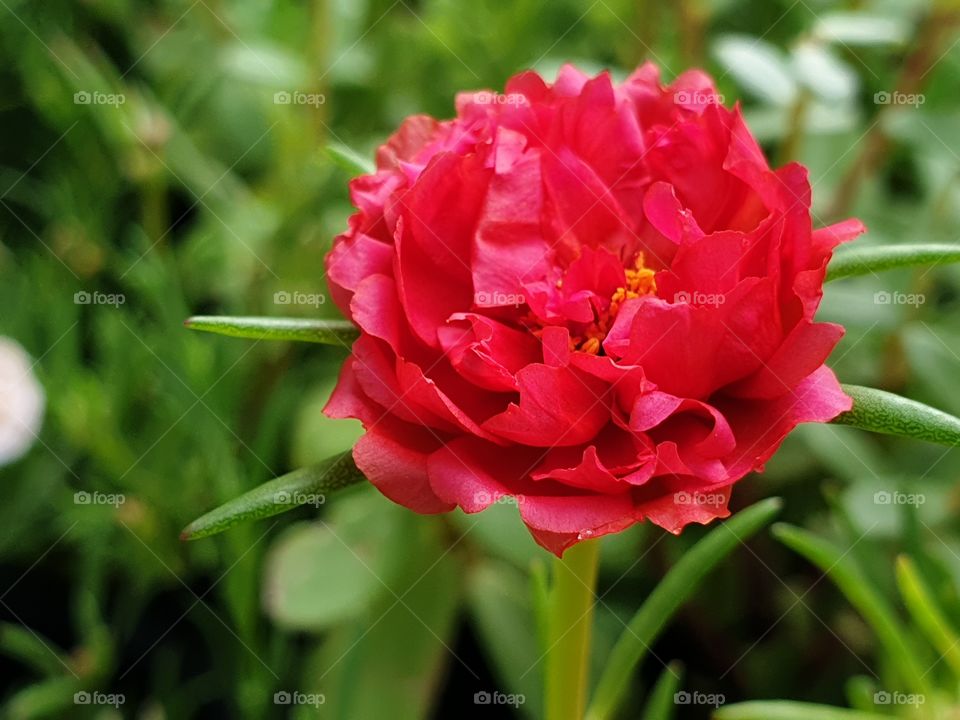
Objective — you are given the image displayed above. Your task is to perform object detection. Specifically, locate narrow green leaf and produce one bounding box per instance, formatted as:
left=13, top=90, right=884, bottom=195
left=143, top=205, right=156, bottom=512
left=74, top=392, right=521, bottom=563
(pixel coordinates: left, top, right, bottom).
left=640, top=661, right=683, bottom=720
left=323, top=143, right=375, bottom=176
left=180, top=452, right=365, bottom=540
left=4, top=676, right=83, bottom=720
left=184, top=315, right=358, bottom=345
left=832, top=384, right=960, bottom=447
left=895, top=555, right=960, bottom=680
left=771, top=524, right=929, bottom=695
left=585, top=498, right=783, bottom=720
left=715, top=701, right=888, bottom=720
left=0, top=623, right=69, bottom=677
left=826, top=243, right=960, bottom=281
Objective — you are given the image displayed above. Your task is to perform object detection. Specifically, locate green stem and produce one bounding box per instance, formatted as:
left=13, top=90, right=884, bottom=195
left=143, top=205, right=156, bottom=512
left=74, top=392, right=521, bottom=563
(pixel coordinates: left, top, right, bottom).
left=545, top=539, right=601, bottom=720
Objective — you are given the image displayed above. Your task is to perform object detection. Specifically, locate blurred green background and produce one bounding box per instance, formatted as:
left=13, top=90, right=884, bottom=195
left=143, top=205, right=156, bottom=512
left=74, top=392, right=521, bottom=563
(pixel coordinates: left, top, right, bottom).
left=1, top=0, right=959, bottom=718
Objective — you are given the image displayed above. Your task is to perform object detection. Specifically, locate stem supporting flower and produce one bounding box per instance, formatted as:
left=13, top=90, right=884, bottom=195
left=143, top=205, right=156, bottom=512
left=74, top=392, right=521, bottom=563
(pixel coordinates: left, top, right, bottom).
left=545, top=538, right=601, bottom=720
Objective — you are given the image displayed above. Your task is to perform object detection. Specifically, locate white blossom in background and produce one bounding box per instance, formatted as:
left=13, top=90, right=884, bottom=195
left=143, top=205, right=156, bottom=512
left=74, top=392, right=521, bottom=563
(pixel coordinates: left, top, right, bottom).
left=0, top=337, right=45, bottom=466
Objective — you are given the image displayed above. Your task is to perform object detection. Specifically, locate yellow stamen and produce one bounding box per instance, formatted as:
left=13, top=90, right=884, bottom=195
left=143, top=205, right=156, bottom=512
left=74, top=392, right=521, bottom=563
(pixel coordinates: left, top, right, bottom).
left=572, top=253, right=657, bottom=355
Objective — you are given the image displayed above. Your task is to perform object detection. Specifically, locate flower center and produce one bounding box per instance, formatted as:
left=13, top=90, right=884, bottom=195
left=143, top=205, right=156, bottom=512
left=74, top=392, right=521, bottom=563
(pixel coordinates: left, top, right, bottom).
left=573, top=254, right=657, bottom=355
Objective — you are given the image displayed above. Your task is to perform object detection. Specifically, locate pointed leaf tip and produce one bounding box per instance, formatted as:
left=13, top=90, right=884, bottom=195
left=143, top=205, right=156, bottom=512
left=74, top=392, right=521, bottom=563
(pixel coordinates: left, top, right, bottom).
left=324, top=143, right=375, bottom=176
left=180, top=452, right=366, bottom=540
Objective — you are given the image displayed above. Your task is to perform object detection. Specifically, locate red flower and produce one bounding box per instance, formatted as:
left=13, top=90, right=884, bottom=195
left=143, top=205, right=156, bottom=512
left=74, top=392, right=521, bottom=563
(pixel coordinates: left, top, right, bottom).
left=324, top=63, right=862, bottom=556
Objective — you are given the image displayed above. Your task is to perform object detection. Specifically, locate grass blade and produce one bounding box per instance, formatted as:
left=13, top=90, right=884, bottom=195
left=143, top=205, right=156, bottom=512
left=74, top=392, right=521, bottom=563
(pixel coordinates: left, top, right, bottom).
left=826, top=243, right=960, bottom=281
left=184, top=315, right=358, bottom=345
left=585, top=498, right=782, bottom=720
left=895, top=555, right=960, bottom=681
left=180, top=452, right=365, bottom=540
left=640, top=661, right=683, bottom=720
left=772, top=524, right=929, bottom=695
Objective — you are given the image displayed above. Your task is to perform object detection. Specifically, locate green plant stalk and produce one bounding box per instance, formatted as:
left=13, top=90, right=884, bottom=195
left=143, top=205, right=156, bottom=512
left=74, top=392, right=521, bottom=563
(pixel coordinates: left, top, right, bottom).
left=545, top=539, right=601, bottom=720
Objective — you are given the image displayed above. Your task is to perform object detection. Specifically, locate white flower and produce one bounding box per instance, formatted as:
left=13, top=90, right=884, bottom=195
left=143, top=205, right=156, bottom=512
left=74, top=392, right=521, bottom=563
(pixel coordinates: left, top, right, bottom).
left=0, top=337, right=45, bottom=466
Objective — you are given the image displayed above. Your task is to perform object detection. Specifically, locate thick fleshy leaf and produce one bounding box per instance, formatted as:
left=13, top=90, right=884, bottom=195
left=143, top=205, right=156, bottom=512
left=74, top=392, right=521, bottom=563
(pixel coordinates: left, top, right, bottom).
left=825, top=243, right=960, bottom=281
left=183, top=315, right=359, bottom=345
left=832, top=384, right=960, bottom=447
left=771, top=524, right=929, bottom=694
left=180, top=452, right=365, bottom=540
left=324, top=142, right=375, bottom=176
left=585, top=498, right=782, bottom=720
left=715, top=702, right=888, bottom=720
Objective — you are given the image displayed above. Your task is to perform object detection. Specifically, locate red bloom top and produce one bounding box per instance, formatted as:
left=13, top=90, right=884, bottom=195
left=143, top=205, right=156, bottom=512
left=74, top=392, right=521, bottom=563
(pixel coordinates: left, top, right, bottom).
left=325, top=63, right=863, bottom=555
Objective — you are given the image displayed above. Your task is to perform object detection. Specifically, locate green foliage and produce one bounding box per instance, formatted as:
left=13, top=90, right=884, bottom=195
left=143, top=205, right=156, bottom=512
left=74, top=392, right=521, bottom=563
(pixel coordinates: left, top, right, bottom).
left=2, top=0, right=960, bottom=718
